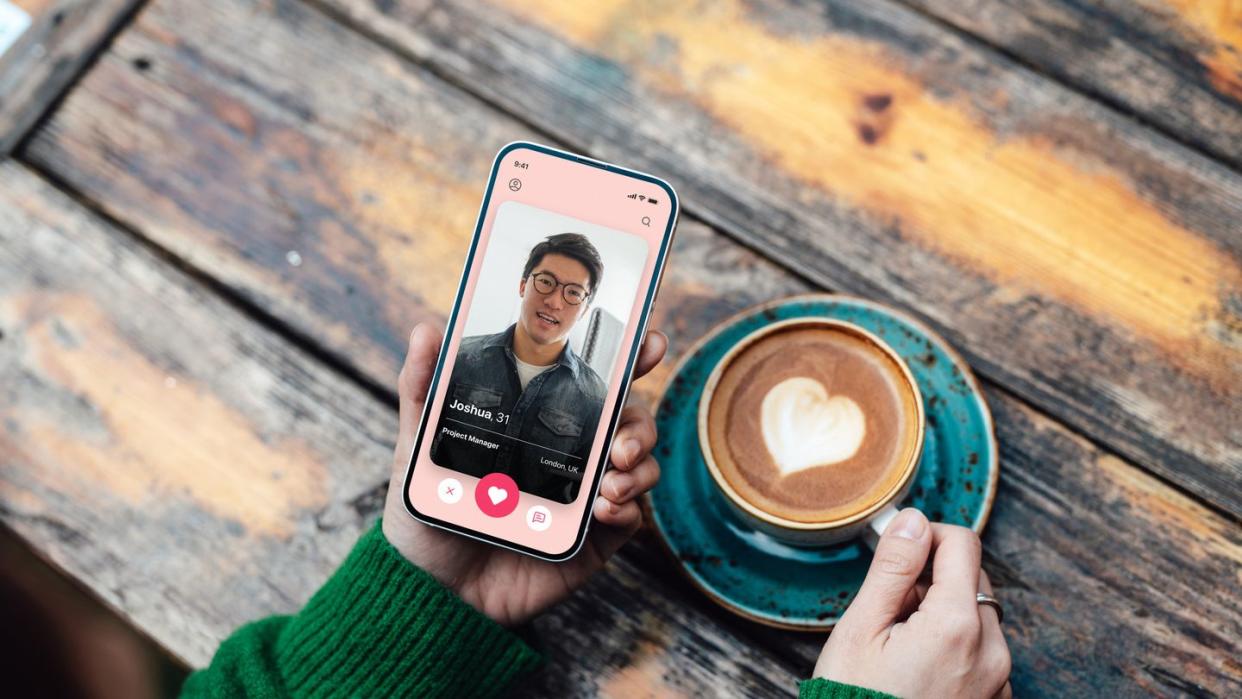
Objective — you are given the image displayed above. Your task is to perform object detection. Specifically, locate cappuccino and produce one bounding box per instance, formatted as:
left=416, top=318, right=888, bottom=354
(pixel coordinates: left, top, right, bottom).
left=703, top=321, right=922, bottom=527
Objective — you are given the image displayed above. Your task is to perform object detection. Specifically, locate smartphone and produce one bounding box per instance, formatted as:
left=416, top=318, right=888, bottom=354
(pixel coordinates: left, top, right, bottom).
left=402, top=141, right=679, bottom=561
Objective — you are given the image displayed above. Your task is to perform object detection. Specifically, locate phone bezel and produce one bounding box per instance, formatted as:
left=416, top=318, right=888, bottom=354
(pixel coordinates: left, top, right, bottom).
left=401, top=140, right=679, bottom=561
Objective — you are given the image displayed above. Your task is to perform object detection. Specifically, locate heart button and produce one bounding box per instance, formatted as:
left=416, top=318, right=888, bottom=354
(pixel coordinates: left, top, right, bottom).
left=760, top=377, right=866, bottom=476
left=475, top=472, right=520, bottom=517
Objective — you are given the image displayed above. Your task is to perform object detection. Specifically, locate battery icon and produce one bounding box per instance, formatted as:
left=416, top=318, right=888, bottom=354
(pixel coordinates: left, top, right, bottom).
left=647, top=197, right=659, bottom=205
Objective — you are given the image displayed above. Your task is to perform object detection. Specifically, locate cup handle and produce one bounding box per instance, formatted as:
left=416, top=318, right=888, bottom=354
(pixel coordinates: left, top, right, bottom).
left=861, top=503, right=901, bottom=551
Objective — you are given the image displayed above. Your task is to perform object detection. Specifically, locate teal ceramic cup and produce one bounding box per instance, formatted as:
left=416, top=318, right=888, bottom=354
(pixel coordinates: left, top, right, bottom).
left=696, top=317, right=925, bottom=547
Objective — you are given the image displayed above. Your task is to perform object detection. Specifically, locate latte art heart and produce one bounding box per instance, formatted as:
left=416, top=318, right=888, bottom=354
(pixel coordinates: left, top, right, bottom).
left=760, top=377, right=866, bottom=476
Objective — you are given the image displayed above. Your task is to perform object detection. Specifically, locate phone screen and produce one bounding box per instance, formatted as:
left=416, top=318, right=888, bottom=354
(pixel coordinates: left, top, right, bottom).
left=403, top=142, right=678, bottom=559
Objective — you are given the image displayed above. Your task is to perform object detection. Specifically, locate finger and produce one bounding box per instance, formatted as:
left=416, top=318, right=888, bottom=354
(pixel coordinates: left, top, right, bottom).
left=632, top=330, right=668, bottom=380
left=398, top=323, right=444, bottom=415
left=593, top=496, right=642, bottom=532
left=978, top=569, right=996, bottom=604
left=840, top=508, right=932, bottom=638
left=895, top=580, right=930, bottom=621
left=585, top=497, right=644, bottom=566
left=610, top=405, right=657, bottom=470
left=977, top=568, right=1002, bottom=629
left=600, top=456, right=660, bottom=504
left=922, top=523, right=984, bottom=614
left=394, top=323, right=444, bottom=473
left=978, top=570, right=1011, bottom=694
left=992, top=681, right=1013, bottom=699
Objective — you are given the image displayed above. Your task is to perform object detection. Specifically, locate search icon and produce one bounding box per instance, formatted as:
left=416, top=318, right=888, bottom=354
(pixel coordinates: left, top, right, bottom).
left=641, top=216, right=651, bottom=226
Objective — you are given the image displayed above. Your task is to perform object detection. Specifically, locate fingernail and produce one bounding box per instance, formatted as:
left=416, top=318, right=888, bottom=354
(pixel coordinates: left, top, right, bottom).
left=888, top=508, right=926, bottom=540
left=609, top=500, right=619, bottom=514
left=409, top=323, right=424, bottom=343
left=626, top=439, right=641, bottom=462
left=613, top=475, right=632, bottom=500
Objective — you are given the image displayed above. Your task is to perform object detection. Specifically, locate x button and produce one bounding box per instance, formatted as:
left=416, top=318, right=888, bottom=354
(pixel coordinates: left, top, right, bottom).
left=437, top=477, right=463, bottom=504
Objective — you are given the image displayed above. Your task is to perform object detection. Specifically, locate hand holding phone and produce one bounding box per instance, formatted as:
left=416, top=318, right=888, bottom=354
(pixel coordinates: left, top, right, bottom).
left=381, top=322, right=667, bottom=626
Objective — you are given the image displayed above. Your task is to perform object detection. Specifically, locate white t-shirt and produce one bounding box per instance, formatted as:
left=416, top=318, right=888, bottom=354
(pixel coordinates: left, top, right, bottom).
left=514, top=355, right=555, bottom=391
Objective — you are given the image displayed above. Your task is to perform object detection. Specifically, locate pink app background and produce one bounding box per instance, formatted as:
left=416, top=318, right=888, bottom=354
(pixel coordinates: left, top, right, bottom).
left=407, top=144, right=674, bottom=556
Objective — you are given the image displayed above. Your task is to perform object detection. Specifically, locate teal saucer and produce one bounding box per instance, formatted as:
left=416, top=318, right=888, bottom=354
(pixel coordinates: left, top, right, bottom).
left=646, top=294, right=998, bottom=630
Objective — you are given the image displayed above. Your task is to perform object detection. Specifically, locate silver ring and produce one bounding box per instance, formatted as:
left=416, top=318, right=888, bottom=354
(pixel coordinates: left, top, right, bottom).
left=976, top=593, right=1004, bottom=623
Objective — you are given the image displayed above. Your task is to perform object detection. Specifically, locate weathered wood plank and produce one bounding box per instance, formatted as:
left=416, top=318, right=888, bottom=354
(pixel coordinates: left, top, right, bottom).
left=12, top=0, right=1240, bottom=692
left=9, top=149, right=1239, bottom=694
left=626, top=230, right=1242, bottom=698
left=0, top=0, right=139, bottom=155
left=24, top=0, right=480, bottom=387
left=0, top=162, right=803, bottom=696
left=297, top=0, right=1242, bottom=518
left=899, top=0, right=1242, bottom=171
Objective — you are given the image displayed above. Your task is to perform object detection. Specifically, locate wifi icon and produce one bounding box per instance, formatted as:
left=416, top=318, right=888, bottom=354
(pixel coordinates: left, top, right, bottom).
left=638, top=195, right=647, bottom=201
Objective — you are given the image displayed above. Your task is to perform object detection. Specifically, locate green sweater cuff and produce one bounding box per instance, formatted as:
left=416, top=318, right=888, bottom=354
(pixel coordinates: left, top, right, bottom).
left=799, top=677, right=900, bottom=699
left=272, top=520, right=543, bottom=698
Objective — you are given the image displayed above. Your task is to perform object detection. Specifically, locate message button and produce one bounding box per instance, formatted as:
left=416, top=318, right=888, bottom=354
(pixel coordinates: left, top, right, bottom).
left=526, top=506, right=551, bottom=532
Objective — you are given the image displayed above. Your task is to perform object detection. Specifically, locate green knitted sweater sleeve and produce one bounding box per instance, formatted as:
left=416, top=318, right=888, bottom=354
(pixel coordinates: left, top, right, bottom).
left=799, top=678, right=901, bottom=699
left=179, top=520, right=543, bottom=698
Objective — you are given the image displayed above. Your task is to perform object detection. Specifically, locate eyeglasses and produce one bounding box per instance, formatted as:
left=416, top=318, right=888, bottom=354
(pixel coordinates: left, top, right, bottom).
left=529, top=271, right=590, bottom=305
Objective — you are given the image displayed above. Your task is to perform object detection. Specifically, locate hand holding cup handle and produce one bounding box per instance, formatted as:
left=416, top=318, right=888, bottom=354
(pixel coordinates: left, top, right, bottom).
left=813, top=507, right=1013, bottom=699
left=860, top=503, right=902, bottom=551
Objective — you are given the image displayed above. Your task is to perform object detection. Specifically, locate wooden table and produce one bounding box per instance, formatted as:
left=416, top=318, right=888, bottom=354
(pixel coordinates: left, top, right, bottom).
left=2, top=0, right=1239, bottom=695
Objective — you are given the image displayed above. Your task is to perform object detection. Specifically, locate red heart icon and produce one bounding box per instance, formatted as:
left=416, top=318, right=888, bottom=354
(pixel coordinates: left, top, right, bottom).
left=475, top=472, right=519, bottom=517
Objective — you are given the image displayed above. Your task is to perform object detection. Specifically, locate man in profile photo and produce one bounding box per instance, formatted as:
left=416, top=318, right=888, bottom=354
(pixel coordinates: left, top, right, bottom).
left=431, top=233, right=609, bottom=504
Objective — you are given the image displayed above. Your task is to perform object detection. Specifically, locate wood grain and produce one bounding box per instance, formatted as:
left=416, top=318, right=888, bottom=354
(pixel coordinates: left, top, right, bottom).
left=0, top=162, right=803, bottom=696
left=0, top=0, right=139, bottom=155
left=626, top=233, right=1241, bottom=698
left=900, top=0, right=1242, bottom=170
left=298, top=0, right=1242, bottom=518
left=11, top=0, right=1240, bottom=693
left=8, top=150, right=1238, bottom=694
left=631, top=219, right=1242, bottom=698
left=24, top=0, right=494, bottom=389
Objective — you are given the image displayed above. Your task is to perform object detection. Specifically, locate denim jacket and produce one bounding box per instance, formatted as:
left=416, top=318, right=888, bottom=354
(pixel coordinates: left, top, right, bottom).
left=430, top=324, right=607, bottom=503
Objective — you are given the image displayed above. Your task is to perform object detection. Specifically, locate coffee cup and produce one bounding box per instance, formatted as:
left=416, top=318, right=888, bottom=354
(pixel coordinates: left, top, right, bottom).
left=698, top=318, right=924, bottom=547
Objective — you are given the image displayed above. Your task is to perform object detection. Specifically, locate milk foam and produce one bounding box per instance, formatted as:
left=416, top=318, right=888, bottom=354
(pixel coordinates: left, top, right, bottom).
left=760, top=377, right=866, bottom=476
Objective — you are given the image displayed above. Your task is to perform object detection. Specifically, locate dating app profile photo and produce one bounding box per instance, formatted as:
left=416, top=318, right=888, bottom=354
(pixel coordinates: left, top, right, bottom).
left=431, top=201, right=650, bottom=504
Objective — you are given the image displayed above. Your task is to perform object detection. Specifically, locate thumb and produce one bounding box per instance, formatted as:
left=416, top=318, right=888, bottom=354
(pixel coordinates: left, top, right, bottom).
left=842, top=508, right=932, bottom=637
left=393, top=322, right=444, bottom=475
